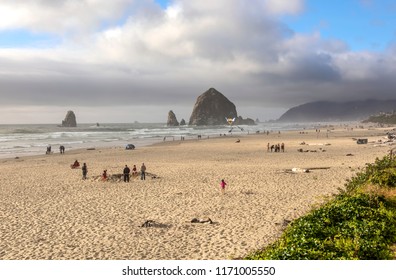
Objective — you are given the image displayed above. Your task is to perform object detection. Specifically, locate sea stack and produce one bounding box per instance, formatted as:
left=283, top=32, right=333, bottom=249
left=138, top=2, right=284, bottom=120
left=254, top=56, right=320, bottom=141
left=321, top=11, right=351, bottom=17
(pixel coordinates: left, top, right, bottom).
left=62, top=110, right=77, bottom=127
left=234, top=116, right=256, bottom=125
left=189, top=88, right=237, bottom=125
left=167, top=110, right=179, bottom=126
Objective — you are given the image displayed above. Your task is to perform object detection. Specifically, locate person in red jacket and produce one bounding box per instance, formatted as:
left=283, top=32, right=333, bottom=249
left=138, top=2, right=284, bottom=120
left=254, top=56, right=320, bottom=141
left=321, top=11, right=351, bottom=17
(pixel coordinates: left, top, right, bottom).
left=220, top=179, right=227, bottom=195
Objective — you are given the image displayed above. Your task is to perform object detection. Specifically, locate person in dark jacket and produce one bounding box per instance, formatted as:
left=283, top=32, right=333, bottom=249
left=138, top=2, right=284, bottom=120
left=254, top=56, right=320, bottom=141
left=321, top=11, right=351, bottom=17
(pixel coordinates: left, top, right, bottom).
left=123, top=165, right=131, bottom=182
left=140, top=163, right=146, bottom=180
left=82, top=163, right=88, bottom=180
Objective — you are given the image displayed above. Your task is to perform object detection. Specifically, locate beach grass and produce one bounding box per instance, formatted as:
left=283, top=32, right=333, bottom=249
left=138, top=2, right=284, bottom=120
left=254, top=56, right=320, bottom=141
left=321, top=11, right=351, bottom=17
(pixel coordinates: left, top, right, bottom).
left=245, top=155, right=396, bottom=260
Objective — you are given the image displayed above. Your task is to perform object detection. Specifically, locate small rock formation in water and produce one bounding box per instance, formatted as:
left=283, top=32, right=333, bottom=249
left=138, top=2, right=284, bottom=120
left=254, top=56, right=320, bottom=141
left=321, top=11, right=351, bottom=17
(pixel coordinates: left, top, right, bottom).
left=167, top=110, right=179, bottom=126
left=61, top=110, right=77, bottom=127
left=179, top=119, right=186, bottom=126
left=234, top=116, right=256, bottom=125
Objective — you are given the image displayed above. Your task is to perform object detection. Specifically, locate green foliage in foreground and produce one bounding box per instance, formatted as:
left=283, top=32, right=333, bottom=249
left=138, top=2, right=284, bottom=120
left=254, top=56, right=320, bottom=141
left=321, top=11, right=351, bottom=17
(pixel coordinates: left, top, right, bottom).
left=363, top=113, right=396, bottom=124
left=344, top=156, right=396, bottom=192
left=246, top=156, right=396, bottom=260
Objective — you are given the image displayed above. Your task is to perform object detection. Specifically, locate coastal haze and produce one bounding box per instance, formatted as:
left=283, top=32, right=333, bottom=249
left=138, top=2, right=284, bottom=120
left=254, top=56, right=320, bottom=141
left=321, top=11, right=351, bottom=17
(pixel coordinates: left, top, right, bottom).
left=1, top=0, right=396, bottom=123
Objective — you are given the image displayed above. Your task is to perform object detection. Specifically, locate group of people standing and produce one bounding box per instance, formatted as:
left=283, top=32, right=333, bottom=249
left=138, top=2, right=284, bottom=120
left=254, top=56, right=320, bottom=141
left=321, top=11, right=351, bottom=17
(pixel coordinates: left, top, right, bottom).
left=122, top=163, right=146, bottom=182
left=79, top=162, right=147, bottom=182
left=267, top=142, right=285, bottom=153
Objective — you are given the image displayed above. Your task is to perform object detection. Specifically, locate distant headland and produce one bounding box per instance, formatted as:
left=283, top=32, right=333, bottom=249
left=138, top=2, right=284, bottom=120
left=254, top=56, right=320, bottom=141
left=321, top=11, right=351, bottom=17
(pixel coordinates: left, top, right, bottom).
left=277, top=99, right=396, bottom=122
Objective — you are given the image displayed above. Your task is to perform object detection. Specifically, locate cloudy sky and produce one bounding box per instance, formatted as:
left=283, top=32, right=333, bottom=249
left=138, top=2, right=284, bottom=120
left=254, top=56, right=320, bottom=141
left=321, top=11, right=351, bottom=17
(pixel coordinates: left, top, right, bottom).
left=1, top=0, right=396, bottom=124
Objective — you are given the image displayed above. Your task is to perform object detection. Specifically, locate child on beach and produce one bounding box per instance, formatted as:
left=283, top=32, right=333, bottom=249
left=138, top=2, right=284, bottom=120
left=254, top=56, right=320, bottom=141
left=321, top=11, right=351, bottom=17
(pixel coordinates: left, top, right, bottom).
left=102, top=170, right=108, bottom=181
left=220, top=179, right=227, bottom=195
left=132, top=165, right=138, bottom=178
left=71, top=160, right=80, bottom=169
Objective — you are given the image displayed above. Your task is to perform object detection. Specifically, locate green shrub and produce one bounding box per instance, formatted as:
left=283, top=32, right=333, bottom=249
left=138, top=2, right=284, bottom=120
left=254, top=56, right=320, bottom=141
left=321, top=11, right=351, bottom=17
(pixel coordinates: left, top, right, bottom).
left=246, top=155, right=396, bottom=260
left=344, top=156, right=396, bottom=193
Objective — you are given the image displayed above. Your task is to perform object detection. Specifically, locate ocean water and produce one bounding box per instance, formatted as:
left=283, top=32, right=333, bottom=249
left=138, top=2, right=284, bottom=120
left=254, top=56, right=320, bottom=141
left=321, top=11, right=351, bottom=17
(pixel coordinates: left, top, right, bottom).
left=0, top=122, right=316, bottom=159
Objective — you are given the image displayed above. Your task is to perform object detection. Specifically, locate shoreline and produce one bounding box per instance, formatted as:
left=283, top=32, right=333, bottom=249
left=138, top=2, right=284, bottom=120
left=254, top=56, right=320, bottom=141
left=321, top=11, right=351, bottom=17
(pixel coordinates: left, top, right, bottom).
left=3, top=120, right=387, bottom=161
left=2, top=122, right=391, bottom=162
left=1, top=126, right=394, bottom=259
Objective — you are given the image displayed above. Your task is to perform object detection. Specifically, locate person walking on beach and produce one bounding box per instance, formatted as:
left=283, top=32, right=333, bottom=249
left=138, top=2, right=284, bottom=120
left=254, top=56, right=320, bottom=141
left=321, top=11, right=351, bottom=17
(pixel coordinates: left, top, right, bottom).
left=102, top=170, right=108, bottom=181
left=59, top=145, right=65, bottom=154
left=140, top=163, right=146, bottom=180
left=123, top=165, right=131, bottom=182
left=220, top=179, right=227, bottom=195
left=82, top=163, right=88, bottom=180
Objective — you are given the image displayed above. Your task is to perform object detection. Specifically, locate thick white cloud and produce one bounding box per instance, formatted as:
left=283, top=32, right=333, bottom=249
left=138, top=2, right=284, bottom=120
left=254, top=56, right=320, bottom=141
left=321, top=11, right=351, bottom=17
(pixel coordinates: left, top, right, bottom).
left=0, top=0, right=395, bottom=123
left=0, top=0, right=142, bottom=33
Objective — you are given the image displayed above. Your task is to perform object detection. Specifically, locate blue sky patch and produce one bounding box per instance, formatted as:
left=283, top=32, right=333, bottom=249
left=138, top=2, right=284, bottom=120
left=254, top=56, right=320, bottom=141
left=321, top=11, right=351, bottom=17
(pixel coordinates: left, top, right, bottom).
left=155, top=0, right=169, bottom=9
left=281, top=0, right=396, bottom=51
left=0, top=29, right=60, bottom=49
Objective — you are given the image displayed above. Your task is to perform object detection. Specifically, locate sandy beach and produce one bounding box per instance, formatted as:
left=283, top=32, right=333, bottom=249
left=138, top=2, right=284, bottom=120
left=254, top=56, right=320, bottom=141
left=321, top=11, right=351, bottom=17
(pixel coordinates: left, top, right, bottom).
left=0, top=125, right=394, bottom=260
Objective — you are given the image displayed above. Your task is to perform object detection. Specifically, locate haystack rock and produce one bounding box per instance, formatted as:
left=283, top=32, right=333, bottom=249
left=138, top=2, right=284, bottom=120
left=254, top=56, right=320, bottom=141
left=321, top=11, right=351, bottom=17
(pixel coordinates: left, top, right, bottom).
left=62, top=110, right=77, bottom=127
left=167, top=110, right=179, bottom=126
left=189, top=88, right=237, bottom=125
left=180, top=119, right=186, bottom=126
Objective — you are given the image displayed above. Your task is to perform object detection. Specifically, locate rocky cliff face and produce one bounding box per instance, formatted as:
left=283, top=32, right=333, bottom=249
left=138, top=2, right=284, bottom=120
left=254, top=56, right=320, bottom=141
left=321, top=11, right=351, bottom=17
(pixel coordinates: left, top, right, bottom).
left=167, top=110, right=179, bottom=126
left=62, top=110, right=77, bottom=127
left=189, top=88, right=237, bottom=125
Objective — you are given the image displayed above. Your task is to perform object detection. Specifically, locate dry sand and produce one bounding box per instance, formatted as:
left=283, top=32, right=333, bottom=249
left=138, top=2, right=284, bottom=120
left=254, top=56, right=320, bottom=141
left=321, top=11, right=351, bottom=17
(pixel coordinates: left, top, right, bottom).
left=0, top=126, right=394, bottom=260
